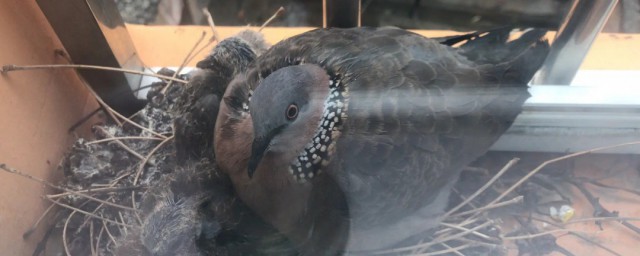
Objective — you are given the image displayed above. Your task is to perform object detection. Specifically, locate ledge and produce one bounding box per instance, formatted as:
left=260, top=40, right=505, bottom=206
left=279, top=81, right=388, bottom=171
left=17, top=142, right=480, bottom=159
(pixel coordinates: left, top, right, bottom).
left=127, top=25, right=640, bottom=154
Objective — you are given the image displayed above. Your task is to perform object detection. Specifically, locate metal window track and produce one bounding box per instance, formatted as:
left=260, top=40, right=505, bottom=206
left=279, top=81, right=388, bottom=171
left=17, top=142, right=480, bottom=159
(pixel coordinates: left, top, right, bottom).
left=140, top=67, right=640, bottom=154
left=492, top=85, right=640, bottom=154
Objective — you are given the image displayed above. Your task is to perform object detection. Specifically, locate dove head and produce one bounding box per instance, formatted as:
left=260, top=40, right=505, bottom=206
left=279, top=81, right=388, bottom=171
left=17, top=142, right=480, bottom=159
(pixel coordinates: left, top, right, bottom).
left=247, top=64, right=349, bottom=182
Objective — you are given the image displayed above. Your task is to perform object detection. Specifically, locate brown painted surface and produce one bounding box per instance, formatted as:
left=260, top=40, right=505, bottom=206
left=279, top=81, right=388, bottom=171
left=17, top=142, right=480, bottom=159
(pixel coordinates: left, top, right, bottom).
left=497, top=154, right=640, bottom=256
left=0, top=1, right=99, bottom=255
left=552, top=155, right=640, bottom=256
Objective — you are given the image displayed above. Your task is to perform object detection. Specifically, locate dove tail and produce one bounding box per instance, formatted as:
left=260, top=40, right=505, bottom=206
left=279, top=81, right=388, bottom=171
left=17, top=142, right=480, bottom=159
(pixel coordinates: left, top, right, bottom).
left=503, top=29, right=550, bottom=83
left=455, top=27, right=550, bottom=84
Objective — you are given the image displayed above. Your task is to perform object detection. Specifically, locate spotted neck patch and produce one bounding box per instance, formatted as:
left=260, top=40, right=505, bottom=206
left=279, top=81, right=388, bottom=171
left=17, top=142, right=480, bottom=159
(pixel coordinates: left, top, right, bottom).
left=289, top=73, right=349, bottom=182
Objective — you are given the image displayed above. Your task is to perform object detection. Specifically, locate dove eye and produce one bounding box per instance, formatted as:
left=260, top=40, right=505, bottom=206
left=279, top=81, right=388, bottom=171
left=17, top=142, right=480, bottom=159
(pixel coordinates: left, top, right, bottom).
left=286, top=104, right=299, bottom=120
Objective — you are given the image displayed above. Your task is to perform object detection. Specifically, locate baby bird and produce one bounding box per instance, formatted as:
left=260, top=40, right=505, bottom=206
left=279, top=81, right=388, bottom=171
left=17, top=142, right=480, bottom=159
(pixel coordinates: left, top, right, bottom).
left=173, top=30, right=270, bottom=163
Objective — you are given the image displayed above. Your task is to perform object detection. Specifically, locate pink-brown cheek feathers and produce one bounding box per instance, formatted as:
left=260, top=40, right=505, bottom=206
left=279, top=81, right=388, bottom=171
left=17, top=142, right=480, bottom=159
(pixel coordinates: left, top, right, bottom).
left=214, top=99, right=252, bottom=177
left=213, top=102, right=311, bottom=235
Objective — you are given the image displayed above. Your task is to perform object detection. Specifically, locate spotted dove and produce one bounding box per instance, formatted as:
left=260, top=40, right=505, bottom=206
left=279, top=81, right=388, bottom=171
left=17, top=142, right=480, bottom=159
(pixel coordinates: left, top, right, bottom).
left=215, top=27, right=550, bottom=254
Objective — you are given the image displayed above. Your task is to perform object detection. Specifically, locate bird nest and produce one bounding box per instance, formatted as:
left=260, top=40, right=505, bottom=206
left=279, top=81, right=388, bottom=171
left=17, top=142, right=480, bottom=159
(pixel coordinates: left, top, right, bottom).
left=1, top=70, right=185, bottom=255
left=3, top=72, right=638, bottom=256
left=5, top=73, right=639, bottom=255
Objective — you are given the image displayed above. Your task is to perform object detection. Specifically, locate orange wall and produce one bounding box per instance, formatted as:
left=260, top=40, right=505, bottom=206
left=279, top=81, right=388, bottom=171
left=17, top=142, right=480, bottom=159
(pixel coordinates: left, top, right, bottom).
left=0, top=1, right=99, bottom=255
left=127, top=25, right=640, bottom=70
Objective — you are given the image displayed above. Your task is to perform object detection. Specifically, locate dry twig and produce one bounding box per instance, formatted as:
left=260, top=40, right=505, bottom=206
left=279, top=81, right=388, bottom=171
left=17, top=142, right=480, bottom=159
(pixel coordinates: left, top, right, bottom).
left=44, top=196, right=134, bottom=228
left=373, top=220, right=494, bottom=254
left=439, top=222, right=495, bottom=241
left=501, top=229, right=578, bottom=240
left=1, top=64, right=188, bottom=84
left=130, top=135, right=174, bottom=223
left=90, top=221, right=96, bottom=256
left=577, top=177, right=640, bottom=197
left=22, top=200, right=57, bottom=239
left=86, top=136, right=164, bottom=145
left=95, top=224, right=106, bottom=256
left=415, top=243, right=479, bottom=256
left=259, top=7, right=286, bottom=31
left=63, top=211, right=76, bottom=256
left=451, top=196, right=523, bottom=217
left=469, top=141, right=640, bottom=222
left=567, top=179, right=640, bottom=235
left=133, top=135, right=175, bottom=185
left=47, top=186, right=144, bottom=199
left=0, top=163, right=137, bottom=212
left=444, top=158, right=519, bottom=218
left=161, top=32, right=208, bottom=94
left=94, top=126, right=146, bottom=161
left=111, top=108, right=168, bottom=138
left=74, top=74, right=168, bottom=138
left=202, top=8, right=219, bottom=39
left=103, top=220, right=118, bottom=247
